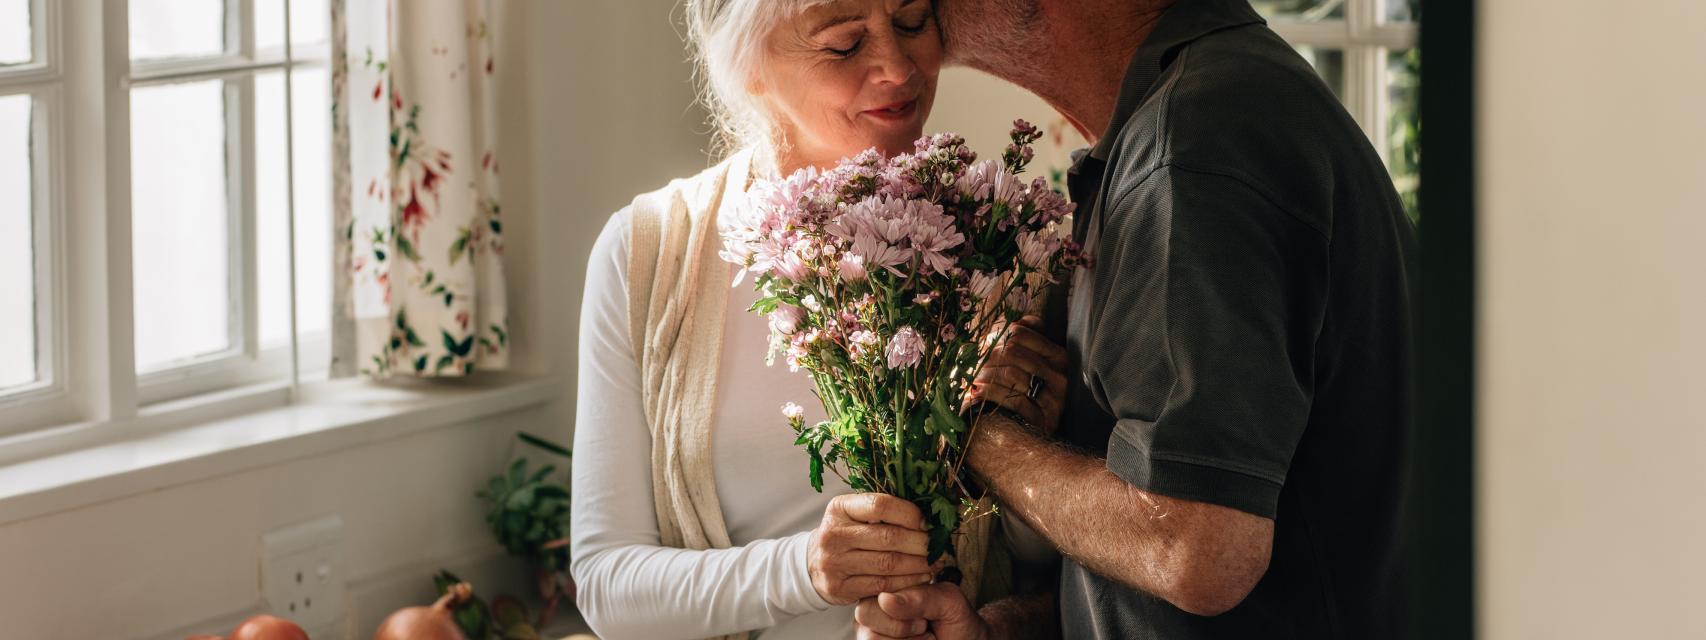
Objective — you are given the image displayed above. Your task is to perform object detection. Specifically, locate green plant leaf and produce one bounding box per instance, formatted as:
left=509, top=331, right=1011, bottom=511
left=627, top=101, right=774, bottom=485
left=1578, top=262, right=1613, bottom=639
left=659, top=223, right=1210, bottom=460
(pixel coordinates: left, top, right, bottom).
left=506, top=458, right=527, bottom=487
left=929, top=390, right=965, bottom=435
left=529, top=463, right=557, bottom=484
left=518, top=431, right=572, bottom=457
left=532, top=485, right=569, bottom=499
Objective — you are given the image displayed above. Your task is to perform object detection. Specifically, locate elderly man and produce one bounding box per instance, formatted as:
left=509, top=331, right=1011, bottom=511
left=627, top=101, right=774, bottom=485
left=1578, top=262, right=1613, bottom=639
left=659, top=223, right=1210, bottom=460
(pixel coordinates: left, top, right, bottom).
left=855, top=0, right=1416, bottom=638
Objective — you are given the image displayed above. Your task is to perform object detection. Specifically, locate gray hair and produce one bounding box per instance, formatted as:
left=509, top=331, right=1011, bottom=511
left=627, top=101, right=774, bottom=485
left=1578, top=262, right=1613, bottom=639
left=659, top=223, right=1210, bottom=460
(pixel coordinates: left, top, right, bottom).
left=682, top=0, right=832, bottom=175
left=937, top=0, right=1044, bottom=79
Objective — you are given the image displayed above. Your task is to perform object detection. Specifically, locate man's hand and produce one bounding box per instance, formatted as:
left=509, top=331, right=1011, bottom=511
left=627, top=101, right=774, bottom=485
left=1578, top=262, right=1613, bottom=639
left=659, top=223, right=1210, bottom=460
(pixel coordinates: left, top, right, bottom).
left=854, top=583, right=988, bottom=640
left=965, top=315, right=1069, bottom=434
left=808, top=493, right=936, bottom=606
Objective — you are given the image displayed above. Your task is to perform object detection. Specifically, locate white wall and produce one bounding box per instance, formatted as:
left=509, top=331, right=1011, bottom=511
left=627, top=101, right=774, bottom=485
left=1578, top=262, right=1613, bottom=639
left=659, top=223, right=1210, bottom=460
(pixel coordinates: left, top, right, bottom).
left=929, top=68, right=1085, bottom=172
left=1478, top=1, right=1706, bottom=637
left=0, top=409, right=544, bottom=639
left=512, top=0, right=718, bottom=443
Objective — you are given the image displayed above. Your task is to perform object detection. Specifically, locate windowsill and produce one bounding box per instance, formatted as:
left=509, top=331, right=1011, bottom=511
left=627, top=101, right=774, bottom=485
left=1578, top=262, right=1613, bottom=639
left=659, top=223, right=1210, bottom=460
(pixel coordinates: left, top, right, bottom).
left=0, top=373, right=561, bottom=526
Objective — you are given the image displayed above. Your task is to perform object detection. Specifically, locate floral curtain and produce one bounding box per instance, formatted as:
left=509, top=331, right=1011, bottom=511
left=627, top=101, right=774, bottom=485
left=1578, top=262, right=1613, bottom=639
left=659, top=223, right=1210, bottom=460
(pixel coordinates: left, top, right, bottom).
left=331, top=0, right=509, bottom=378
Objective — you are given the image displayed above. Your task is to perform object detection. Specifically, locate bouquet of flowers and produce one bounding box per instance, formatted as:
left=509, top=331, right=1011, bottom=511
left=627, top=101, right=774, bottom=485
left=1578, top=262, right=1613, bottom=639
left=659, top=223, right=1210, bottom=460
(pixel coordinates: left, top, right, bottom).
left=720, top=121, right=1085, bottom=560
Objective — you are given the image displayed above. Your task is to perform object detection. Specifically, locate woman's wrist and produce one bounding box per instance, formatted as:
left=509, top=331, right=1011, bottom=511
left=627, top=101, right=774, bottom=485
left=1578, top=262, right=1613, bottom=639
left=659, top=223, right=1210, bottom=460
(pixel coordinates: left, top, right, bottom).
left=789, top=529, right=836, bottom=613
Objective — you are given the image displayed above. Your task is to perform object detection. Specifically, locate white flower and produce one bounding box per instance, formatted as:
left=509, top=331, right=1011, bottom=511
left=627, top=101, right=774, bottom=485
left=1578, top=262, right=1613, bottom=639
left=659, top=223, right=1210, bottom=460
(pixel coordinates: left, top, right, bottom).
left=1017, top=229, right=1061, bottom=271
left=886, top=327, right=925, bottom=369
left=769, top=305, right=805, bottom=335
left=968, top=270, right=1006, bottom=301
left=838, top=253, right=869, bottom=283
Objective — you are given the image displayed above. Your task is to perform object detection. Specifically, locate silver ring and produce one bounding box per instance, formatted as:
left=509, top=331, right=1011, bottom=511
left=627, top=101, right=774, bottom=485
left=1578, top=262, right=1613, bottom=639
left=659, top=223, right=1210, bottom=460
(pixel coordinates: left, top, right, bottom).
left=1026, top=374, right=1044, bottom=400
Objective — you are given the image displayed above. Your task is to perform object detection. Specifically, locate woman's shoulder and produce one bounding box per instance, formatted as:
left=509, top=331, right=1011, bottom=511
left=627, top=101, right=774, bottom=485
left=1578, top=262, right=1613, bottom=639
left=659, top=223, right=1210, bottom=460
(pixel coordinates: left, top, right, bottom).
left=626, top=151, right=754, bottom=225
left=589, top=150, right=752, bottom=284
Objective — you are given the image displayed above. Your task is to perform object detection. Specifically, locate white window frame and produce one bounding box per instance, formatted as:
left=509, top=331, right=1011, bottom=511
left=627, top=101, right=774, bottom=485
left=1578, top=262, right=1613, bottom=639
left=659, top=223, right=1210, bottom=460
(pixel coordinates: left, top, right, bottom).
left=1266, top=0, right=1419, bottom=166
left=0, top=0, right=330, bottom=453
left=0, top=0, right=74, bottom=432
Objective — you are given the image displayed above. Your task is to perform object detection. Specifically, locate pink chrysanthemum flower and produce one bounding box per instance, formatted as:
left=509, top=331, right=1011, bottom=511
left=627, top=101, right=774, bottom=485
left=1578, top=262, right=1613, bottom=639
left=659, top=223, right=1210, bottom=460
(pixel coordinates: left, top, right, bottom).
left=885, top=327, right=924, bottom=369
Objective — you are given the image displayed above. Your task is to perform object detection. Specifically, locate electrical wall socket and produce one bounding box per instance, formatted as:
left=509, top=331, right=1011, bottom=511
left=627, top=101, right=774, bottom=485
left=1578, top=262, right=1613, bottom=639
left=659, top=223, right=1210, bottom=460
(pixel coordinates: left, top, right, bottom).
left=261, top=516, right=347, bottom=634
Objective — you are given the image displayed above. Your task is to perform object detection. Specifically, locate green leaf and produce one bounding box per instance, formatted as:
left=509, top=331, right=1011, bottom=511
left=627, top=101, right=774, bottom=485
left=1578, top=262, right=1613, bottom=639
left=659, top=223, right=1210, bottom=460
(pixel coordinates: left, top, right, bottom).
left=518, top=431, right=572, bottom=457
left=807, top=450, right=825, bottom=493
left=529, top=464, right=557, bottom=484
left=505, top=485, right=537, bottom=510
left=506, top=458, right=527, bottom=487
left=929, top=390, right=965, bottom=435
left=532, top=485, right=568, bottom=499
left=413, top=355, right=428, bottom=372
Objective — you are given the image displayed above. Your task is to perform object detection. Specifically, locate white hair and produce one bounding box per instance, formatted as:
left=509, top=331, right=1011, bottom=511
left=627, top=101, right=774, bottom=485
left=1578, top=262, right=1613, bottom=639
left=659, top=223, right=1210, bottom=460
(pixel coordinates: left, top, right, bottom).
left=682, top=0, right=833, bottom=175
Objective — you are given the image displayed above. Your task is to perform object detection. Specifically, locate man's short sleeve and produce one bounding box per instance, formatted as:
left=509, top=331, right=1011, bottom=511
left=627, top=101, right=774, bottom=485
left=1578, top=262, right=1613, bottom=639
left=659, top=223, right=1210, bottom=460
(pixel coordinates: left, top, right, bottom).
left=1088, top=164, right=1330, bottom=519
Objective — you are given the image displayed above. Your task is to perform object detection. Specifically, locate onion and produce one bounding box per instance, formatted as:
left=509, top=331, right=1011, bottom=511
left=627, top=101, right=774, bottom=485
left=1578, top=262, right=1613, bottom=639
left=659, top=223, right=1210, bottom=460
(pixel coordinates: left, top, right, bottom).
left=228, top=615, right=309, bottom=640
left=373, top=582, right=471, bottom=640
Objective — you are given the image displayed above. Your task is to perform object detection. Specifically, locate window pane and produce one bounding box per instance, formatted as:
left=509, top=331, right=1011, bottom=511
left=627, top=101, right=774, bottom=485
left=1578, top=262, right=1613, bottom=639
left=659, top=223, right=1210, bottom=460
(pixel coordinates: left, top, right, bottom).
left=1388, top=49, right=1420, bottom=221
left=0, top=0, right=30, bottom=66
left=130, top=0, right=225, bottom=62
left=1388, top=0, right=1418, bottom=22
left=257, top=0, right=331, bottom=52
left=0, top=94, right=36, bottom=390
left=257, top=67, right=333, bottom=363
left=1295, top=46, right=1346, bottom=101
left=132, top=80, right=233, bottom=371
left=1250, top=0, right=1344, bottom=21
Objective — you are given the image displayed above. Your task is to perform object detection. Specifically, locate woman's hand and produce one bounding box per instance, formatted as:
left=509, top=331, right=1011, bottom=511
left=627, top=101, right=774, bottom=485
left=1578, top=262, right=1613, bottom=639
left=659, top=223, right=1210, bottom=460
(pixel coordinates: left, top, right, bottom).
left=966, top=315, right=1068, bottom=435
left=808, top=493, right=936, bottom=606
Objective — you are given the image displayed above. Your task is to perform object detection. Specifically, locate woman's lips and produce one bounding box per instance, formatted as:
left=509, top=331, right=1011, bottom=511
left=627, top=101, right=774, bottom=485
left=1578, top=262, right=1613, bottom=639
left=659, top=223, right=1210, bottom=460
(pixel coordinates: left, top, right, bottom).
left=862, top=99, right=919, bottom=122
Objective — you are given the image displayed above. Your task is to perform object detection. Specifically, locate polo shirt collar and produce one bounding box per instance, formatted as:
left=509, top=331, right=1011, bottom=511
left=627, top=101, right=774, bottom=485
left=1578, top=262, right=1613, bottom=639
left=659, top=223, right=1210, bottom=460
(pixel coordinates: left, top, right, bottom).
left=1084, top=0, right=1267, bottom=162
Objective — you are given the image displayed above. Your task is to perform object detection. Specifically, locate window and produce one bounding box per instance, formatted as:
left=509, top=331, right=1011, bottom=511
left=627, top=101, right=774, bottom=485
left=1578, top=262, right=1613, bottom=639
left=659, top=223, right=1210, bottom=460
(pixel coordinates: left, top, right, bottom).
left=1255, top=0, right=1421, bottom=221
left=0, top=0, right=331, bottom=440
left=0, top=0, right=61, bottom=431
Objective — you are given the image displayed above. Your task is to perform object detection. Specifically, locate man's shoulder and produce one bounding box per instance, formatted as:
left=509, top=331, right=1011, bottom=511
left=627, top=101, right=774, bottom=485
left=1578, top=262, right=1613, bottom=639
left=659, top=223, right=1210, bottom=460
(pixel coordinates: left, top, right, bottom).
left=1101, top=25, right=1367, bottom=231
left=1142, top=25, right=1355, bottom=161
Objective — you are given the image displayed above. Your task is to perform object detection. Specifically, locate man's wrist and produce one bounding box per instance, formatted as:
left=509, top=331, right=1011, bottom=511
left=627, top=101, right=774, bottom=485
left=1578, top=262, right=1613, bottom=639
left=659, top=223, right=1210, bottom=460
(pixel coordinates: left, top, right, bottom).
left=967, top=408, right=1042, bottom=473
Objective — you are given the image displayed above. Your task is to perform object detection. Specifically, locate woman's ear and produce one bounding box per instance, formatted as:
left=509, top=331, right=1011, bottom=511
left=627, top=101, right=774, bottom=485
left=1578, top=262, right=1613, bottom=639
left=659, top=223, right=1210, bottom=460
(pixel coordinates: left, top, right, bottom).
left=746, top=69, right=767, bottom=97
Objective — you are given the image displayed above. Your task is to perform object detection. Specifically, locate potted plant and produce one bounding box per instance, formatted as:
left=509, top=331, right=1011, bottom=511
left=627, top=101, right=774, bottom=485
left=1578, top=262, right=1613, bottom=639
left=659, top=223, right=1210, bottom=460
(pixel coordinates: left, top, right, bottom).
left=477, top=431, right=574, bottom=628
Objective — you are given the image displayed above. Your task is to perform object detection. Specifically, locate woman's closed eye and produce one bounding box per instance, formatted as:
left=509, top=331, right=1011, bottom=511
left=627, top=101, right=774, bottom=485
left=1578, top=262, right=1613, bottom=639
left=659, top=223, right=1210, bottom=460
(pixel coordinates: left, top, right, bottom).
left=817, top=6, right=934, bottom=58
left=824, top=36, right=863, bottom=58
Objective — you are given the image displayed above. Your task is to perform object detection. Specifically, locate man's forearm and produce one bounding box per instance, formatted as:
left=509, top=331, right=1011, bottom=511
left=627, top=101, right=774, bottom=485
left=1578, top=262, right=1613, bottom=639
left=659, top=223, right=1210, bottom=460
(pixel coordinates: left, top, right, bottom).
left=966, top=415, right=1272, bottom=615
left=978, top=593, right=1060, bottom=640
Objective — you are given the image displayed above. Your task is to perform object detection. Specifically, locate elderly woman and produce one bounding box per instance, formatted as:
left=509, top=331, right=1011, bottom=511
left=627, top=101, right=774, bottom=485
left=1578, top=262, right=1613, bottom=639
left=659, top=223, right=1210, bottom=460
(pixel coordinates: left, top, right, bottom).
left=569, top=1, right=960, bottom=638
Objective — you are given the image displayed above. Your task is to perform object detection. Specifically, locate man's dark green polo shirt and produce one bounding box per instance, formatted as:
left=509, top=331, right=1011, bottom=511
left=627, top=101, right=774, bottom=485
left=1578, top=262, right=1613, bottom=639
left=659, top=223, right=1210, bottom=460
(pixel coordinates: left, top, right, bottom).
left=1051, top=0, right=1415, bottom=637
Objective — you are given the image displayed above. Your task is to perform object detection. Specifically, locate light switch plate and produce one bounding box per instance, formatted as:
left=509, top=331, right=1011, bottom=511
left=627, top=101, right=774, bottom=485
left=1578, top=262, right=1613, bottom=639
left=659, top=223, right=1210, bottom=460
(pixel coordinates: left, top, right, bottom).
left=261, top=516, right=346, bottom=634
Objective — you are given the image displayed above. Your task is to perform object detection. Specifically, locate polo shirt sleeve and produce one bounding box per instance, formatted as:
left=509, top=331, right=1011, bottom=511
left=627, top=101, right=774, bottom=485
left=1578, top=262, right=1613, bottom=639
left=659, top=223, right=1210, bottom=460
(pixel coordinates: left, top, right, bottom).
left=1090, top=164, right=1330, bottom=519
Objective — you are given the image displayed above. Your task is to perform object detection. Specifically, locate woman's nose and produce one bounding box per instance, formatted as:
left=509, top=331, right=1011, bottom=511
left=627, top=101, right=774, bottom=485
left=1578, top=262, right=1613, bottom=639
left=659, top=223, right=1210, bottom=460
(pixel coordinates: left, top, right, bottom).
left=866, top=32, right=918, bottom=86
